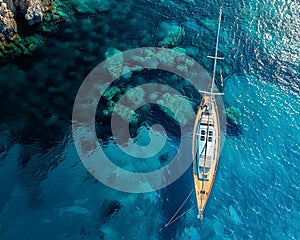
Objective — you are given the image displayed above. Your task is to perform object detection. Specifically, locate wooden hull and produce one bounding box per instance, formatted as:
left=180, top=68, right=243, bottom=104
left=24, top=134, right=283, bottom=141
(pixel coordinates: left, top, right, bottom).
left=192, top=95, right=221, bottom=219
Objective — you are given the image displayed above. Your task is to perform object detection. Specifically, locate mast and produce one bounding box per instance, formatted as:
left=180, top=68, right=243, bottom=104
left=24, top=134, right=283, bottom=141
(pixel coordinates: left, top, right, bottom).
left=209, top=6, right=223, bottom=98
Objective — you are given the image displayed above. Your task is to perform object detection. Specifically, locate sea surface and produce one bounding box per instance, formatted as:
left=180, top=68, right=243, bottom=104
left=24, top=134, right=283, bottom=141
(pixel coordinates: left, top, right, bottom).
left=0, top=0, right=299, bottom=239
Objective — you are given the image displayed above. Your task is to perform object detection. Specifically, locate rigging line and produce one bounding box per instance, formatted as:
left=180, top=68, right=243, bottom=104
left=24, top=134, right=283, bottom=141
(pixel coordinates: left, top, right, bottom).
left=164, top=205, right=197, bottom=227
left=164, top=188, right=194, bottom=227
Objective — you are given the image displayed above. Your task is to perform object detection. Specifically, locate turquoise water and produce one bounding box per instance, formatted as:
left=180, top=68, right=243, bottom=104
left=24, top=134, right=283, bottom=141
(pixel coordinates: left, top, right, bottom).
left=0, top=0, right=300, bottom=239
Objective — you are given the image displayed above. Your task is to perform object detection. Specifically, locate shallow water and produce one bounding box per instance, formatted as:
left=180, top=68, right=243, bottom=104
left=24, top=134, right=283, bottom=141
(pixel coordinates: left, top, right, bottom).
left=0, top=0, right=300, bottom=239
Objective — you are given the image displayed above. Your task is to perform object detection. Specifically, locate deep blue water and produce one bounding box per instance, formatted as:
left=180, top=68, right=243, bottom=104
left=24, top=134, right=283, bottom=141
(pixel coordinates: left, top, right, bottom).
left=0, top=0, right=300, bottom=239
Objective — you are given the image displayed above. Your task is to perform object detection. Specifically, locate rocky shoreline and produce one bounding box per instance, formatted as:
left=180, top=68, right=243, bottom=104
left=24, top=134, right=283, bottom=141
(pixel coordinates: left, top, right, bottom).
left=0, top=0, right=53, bottom=41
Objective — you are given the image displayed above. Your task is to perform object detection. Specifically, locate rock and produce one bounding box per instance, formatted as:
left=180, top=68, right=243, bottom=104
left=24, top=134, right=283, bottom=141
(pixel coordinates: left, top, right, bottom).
left=18, top=0, right=49, bottom=15
left=0, top=0, right=18, bottom=40
left=21, top=0, right=46, bottom=25
left=25, top=3, right=44, bottom=25
left=0, top=0, right=53, bottom=40
left=3, top=0, right=15, bottom=13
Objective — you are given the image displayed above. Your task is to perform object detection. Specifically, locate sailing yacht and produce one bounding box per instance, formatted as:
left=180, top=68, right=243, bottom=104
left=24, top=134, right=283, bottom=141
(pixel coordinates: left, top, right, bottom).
left=165, top=7, right=224, bottom=227
left=192, top=6, right=223, bottom=219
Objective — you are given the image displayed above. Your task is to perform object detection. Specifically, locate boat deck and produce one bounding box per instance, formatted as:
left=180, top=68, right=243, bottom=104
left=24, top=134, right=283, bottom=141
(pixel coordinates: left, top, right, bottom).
left=192, top=95, right=221, bottom=218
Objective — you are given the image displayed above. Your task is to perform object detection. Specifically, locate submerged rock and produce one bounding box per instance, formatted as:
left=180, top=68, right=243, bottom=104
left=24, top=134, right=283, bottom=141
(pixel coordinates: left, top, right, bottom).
left=104, top=47, right=123, bottom=79
left=226, top=106, right=243, bottom=137
left=158, top=21, right=185, bottom=47
left=58, top=206, right=92, bottom=217
left=104, top=200, right=122, bottom=218
left=69, top=0, right=112, bottom=13
left=99, top=231, right=106, bottom=240
left=0, top=34, right=44, bottom=61
left=229, top=205, right=242, bottom=225
left=100, top=199, right=123, bottom=223
left=157, top=93, right=194, bottom=125
left=159, top=152, right=169, bottom=164
left=226, top=106, right=242, bottom=125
